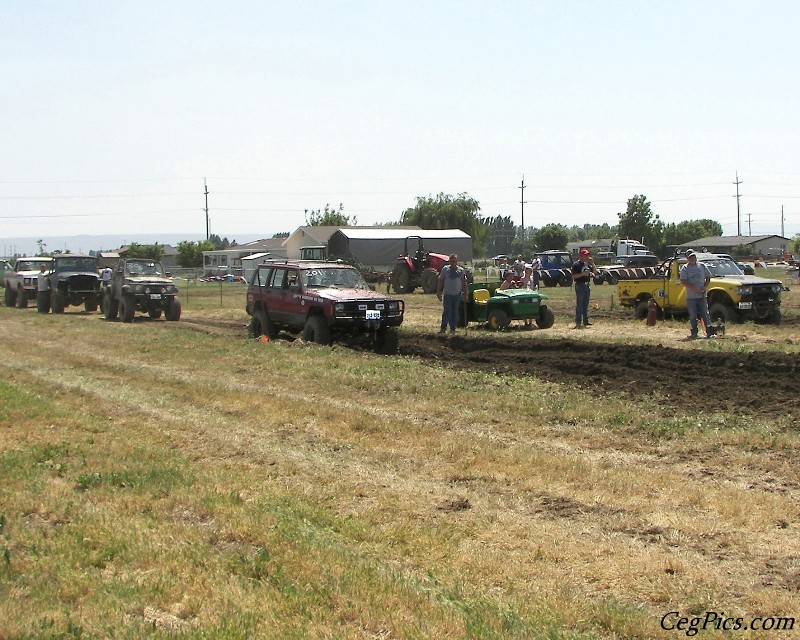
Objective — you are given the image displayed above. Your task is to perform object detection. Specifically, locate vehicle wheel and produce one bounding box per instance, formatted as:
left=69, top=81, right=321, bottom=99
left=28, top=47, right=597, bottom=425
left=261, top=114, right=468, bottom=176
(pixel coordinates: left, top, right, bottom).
left=103, top=293, right=119, bottom=320
left=536, top=305, right=555, bottom=329
left=772, top=309, right=782, bottom=325
left=634, top=300, right=650, bottom=320
left=303, top=315, right=330, bottom=344
left=148, top=308, right=163, bottom=319
left=4, top=286, right=16, bottom=307
left=709, top=302, right=736, bottom=324
left=120, top=295, right=136, bottom=323
left=51, top=289, right=65, bottom=314
left=374, top=327, right=399, bottom=354
left=559, top=272, right=573, bottom=287
left=16, top=288, right=29, bottom=308
left=593, top=273, right=605, bottom=285
left=165, top=298, right=181, bottom=322
left=390, top=264, right=415, bottom=294
left=421, top=267, right=439, bottom=294
left=606, top=272, right=619, bottom=285
left=249, top=308, right=277, bottom=339
left=84, top=299, right=99, bottom=313
left=541, top=274, right=556, bottom=288
left=487, top=308, right=510, bottom=330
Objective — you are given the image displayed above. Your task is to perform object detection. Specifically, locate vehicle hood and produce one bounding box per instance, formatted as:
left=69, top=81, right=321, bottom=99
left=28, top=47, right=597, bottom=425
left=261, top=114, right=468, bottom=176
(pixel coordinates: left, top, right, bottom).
left=306, top=287, right=397, bottom=302
left=125, top=276, right=172, bottom=285
left=493, top=289, right=548, bottom=301
left=52, top=271, right=99, bottom=279
left=711, top=275, right=782, bottom=286
left=15, top=269, right=47, bottom=277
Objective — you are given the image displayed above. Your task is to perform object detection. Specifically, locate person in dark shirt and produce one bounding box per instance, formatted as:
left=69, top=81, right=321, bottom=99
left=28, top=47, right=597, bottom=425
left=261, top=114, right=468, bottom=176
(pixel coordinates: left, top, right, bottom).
left=571, top=249, right=597, bottom=328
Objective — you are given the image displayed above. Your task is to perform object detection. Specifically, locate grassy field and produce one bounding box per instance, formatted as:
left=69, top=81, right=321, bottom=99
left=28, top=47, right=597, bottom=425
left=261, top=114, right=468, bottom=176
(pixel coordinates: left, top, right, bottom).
left=1, top=269, right=798, bottom=639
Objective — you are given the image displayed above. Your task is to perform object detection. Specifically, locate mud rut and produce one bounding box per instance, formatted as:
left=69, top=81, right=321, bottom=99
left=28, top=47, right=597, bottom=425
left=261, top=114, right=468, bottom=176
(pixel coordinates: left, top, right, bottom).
left=163, top=316, right=799, bottom=420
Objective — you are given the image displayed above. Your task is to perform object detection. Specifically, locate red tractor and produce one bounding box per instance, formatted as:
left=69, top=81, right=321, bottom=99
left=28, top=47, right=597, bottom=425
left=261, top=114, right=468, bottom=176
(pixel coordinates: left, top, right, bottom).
left=390, top=236, right=451, bottom=294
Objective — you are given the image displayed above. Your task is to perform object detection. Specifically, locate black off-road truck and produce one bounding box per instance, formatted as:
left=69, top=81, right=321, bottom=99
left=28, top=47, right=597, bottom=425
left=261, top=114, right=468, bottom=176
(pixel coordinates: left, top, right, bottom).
left=48, top=255, right=102, bottom=313
left=102, top=258, right=181, bottom=322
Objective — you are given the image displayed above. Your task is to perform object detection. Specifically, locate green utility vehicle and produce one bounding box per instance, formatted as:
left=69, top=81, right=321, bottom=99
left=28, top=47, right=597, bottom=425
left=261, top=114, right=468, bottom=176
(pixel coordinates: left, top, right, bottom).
left=460, top=283, right=555, bottom=330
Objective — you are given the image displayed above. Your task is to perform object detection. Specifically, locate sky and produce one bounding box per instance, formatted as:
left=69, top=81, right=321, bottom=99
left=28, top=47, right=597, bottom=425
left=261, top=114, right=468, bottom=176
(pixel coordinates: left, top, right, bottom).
left=2, top=0, right=800, bottom=255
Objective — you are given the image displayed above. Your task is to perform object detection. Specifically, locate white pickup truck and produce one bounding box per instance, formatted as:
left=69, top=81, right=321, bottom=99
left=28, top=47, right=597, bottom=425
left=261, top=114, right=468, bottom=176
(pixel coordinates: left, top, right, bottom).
left=3, top=257, right=53, bottom=308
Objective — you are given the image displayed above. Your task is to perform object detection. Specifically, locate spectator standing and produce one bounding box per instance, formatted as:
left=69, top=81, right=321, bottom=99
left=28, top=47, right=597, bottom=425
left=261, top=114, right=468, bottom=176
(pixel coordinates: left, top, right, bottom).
left=530, top=255, right=541, bottom=290
left=436, top=254, right=468, bottom=335
left=512, top=255, right=526, bottom=276
left=101, top=265, right=113, bottom=289
left=36, top=264, right=50, bottom=313
left=679, top=250, right=713, bottom=339
left=571, top=249, right=596, bottom=328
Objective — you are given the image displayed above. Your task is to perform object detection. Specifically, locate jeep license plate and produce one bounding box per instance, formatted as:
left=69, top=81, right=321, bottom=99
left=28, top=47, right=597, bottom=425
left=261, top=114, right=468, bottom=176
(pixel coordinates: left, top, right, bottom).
left=365, top=310, right=380, bottom=320
left=150, top=294, right=162, bottom=300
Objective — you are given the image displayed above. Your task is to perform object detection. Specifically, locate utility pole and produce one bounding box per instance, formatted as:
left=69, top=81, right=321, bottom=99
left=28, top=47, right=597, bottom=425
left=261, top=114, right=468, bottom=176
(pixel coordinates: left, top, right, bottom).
left=733, top=172, right=742, bottom=236
left=781, top=205, right=785, bottom=237
left=204, top=178, right=210, bottom=240
left=746, top=213, right=752, bottom=236
left=519, top=175, right=526, bottom=249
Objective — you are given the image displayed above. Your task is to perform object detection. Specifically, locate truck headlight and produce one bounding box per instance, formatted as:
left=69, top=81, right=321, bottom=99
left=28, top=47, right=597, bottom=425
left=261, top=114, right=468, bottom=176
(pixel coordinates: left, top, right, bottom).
left=735, top=285, right=752, bottom=296
left=334, top=303, right=345, bottom=314
left=388, top=302, right=398, bottom=311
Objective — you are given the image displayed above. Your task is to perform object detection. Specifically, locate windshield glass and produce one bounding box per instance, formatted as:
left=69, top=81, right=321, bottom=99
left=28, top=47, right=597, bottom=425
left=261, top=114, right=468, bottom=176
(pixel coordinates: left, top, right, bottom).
left=699, top=258, right=745, bottom=277
left=127, top=261, right=164, bottom=276
left=18, top=260, right=48, bottom=271
left=55, top=257, right=97, bottom=272
left=302, top=267, right=368, bottom=289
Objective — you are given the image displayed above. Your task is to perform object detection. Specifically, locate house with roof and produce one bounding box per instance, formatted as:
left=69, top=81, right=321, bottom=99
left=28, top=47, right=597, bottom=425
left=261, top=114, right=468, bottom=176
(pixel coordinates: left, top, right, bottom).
left=202, top=238, right=288, bottom=276
left=678, top=235, right=790, bottom=259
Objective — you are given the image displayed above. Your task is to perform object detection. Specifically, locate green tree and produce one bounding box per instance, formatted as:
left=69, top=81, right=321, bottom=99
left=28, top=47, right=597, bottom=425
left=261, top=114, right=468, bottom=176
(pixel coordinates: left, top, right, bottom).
left=176, top=240, right=213, bottom=268
left=209, top=234, right=233, bottom=250
left=126, top=243, right=165, bottom=261
left=400, top=192, right=488, bottom=255
left=532, top=223, right=570, bottom=252
left=617, top=195, right=665, bottom=255
left=663, top=219, right=724, bottom=248
left=272, top=232, right=290, bottom=239
left=483, top=215, right=516, bottom=256
left=305, top=203, right=355, bottom=226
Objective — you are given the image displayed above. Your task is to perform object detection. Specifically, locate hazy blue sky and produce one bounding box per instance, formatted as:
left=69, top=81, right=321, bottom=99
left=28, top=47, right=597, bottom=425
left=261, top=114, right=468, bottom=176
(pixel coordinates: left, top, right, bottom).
left=2, top=0, right=799, bottom=252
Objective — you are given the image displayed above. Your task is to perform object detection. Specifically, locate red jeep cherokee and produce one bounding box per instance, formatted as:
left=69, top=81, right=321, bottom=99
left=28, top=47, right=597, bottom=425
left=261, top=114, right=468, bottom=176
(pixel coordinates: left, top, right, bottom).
left=246, top=260, right=404, bottom=352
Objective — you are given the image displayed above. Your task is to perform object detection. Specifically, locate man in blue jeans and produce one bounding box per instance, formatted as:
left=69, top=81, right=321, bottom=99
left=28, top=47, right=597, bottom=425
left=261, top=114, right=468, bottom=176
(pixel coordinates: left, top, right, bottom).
left=571, top=249, right=596, bottom=328
left=679, top=250, right=713, bottom=339
left=436, top=254, right=468, bottom=334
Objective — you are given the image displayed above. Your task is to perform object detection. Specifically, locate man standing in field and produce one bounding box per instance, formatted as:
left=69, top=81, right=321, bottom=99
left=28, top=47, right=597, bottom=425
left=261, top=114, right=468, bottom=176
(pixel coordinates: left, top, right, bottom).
left=436, top=254, right=468, bottom=335
left=571, top=249, right=596, bottom=328
left=679, top=250, right=713, bottom=339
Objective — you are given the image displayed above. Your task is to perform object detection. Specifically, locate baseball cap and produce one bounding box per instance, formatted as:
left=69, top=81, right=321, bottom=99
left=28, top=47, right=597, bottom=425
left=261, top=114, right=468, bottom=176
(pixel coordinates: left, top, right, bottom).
left=685, top=250, right=696, bottom=258
left=579, top=249, right=590, bottom=256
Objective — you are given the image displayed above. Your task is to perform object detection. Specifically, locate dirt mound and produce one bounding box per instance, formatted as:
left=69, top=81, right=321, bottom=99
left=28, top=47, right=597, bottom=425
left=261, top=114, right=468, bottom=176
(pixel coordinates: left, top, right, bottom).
left=399, top=332, right=799, bottom=419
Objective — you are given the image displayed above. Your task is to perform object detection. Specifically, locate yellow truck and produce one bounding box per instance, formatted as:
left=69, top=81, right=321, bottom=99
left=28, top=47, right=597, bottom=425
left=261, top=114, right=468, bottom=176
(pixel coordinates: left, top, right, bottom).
left=617, top=252, right=783, bottom=324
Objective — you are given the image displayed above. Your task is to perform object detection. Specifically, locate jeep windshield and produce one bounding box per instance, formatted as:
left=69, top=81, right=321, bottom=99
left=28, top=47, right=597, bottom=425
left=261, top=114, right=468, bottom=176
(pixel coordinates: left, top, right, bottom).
left=54, top=257, right=97, bottom=272
left=302, top=267, right=368, bottom=289
left=126, top=261, right=164, bottom=276
left=699, top=258, right=745, bottom=277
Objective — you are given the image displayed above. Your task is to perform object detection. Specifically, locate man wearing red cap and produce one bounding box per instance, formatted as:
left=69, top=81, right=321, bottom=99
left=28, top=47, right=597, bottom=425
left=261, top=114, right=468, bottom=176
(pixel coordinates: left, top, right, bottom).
left=571, top=249, right=597, bottom=328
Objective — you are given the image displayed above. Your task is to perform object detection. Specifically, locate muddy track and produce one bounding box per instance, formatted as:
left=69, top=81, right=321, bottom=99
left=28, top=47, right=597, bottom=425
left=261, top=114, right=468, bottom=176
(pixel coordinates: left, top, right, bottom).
left=164, top=315, right=798, bottom=419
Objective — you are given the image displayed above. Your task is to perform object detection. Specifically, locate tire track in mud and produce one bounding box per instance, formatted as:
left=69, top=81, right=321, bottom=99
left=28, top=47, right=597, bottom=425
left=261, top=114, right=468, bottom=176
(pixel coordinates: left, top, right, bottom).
left=161, top=315, right=799, bottom=419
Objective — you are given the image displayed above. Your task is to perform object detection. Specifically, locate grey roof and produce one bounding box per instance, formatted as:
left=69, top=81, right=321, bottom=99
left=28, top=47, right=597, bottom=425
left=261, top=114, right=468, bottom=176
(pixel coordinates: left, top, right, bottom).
left=679, top=235, right=789, bottom=248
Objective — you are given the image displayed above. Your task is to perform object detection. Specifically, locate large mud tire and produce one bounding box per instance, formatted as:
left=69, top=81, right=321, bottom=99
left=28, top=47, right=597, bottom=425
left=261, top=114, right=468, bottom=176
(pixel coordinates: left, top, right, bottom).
left=536, top=306, right=555, bottom=329
left=634, top=300, right=650, bottom=320
left=103, top=293, right=119, bottom=320
left=120, top=295, right=136, bottom=323
left=16, top=288, right=28, bottom=309
left=84, top=299, right=99, bottom=313
left=303, top=315, right=330, bottom=345
left=390, top=264, right=416, bottom=294
left=374, top=327, right=399, bottom=355
left=559, top=272, right=573, bottom=287
left=51, top=289, right=65, bottom=314
left=709, top=302, right=736, bottom=325
left=148, top=308, right=163, bottom=319
left=487, top=308, right=510, bottom=331
left=421, top=268, right=439, bottom=294
left=249, top=308, right=277, bottom=339
left=605, top=272, right=619, bottom=285
left=4, top=286, right=16, bottom=308
left=165, top=298, right=181, bottom=322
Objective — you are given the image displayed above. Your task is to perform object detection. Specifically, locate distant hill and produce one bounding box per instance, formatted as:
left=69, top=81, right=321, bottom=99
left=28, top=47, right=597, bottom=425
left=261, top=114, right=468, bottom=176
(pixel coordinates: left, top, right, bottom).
left=0, top=233, right=269, bottom=257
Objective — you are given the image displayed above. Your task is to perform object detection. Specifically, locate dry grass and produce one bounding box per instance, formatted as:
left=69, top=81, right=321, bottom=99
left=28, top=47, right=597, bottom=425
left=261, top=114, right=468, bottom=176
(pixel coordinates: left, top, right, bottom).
left=0, top=275, right=798, bottom=639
